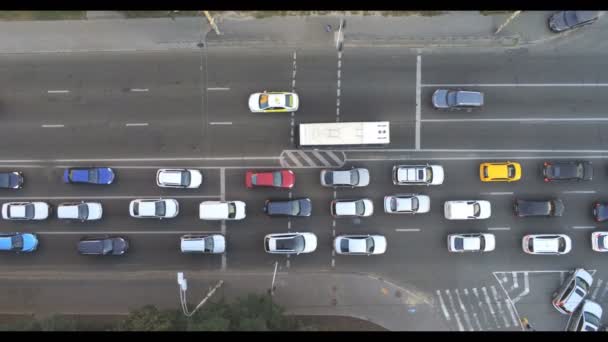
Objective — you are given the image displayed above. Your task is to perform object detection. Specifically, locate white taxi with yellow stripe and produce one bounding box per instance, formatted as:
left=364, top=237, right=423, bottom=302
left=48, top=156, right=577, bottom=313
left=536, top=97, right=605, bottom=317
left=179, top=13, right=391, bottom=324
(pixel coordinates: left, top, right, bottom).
left=248, top=91, right=299, bottom=113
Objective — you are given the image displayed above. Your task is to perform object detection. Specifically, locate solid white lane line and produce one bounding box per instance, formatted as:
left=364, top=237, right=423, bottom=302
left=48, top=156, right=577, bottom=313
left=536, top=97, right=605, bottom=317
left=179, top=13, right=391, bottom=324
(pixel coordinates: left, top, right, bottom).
left=0, top=195, right=220, bottom=200
left=209, top=122, right=233, bottom=125
left=422, top=83, right=608, bottom=87
left=348, top=148, right=608, bottom=153
left=563, top=190, right=596, bottom=194
left=0, top=156, right=278, bottom=163
left=47, top=90, right=70, bottom=94
left=347, top=155, right=608, bottom=161
left=512, top=272, right=529, bottom=304
left=436, top=290, right=451, bottom=321
left=395, top=228, right=421, bottom=232
left=488, top=227, right=510, bottom=231
left=422, top=118, right=608, bottom=122
left=505, top=297, right=519, bottom=328
left=207, top=87, right=230, bottom=91
left=511, top=271, right=519, bottom=290
left=41, top=124, right=64, bottom=128
left=125, top=123, right=149, bottom=127
left=572, top=226, right=595, bottom=229
left=130, top=88, right=149, bottom=92
left=415, top=55, right=422, bottom=150
left=36, top=230, right=221, bottom=235
left=481, top=192, right=513, bottom=195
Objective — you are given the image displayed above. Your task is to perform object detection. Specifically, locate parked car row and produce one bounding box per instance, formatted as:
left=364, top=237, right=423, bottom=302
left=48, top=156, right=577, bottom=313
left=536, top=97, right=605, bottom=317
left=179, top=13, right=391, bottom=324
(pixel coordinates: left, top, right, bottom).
left=552, top=268, right=603, bottom=331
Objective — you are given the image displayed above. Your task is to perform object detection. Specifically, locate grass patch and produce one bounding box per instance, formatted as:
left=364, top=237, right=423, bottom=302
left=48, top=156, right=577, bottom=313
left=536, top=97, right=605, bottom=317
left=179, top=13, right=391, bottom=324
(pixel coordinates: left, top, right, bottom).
left=0, top=11, right=86, bottom=21
left=122, top=11, right=200, bottom=18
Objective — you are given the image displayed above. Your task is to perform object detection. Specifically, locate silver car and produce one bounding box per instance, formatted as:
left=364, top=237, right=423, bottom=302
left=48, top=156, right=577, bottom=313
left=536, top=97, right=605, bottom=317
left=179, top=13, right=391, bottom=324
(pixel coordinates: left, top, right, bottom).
left=432, top=89, right=484, bottom=110
left=566, top=300, right=603, bottom=332
left=320, top=168, right=369, bottom=187
left=330, top=199, right=374, bottom=218
left=552, top=268, right=593, bottom=315
left=384, top=194, right=430, bottom=214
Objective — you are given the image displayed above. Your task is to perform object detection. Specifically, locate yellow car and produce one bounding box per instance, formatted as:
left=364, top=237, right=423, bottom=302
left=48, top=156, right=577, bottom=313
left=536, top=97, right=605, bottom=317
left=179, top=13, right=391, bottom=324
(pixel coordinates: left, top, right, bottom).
left=480, top=162, right=522, bottom=182
left=248, top=91, right=299, bottom=113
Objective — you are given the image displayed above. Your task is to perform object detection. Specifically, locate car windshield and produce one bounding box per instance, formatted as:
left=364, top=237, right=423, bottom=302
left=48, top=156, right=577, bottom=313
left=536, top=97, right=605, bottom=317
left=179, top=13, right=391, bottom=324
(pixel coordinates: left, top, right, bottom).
left=565, top=11, right=579, bottom=26
left=132, top=203, right=139, bottom=216
left=479, top=236, right=485, bottom=250
left=426, top=168, right=432, bottom=182
left=0, top=174, right=9, bottom=188
left=576, top=164, right=584, bottom=178
left=88, top=169, right=98, bottom=183
left=411, top=197, right=419, bottom=211
left=350, top=171, right=359, bottom=185
left=273, top=171, right=282, bottom=187
left=390, top=198, right=397, bottom=212
left=483, top=166, right=488, bottom=178
left=155, top=201, right=166, bottom=217
left=228, top=203, right=236, bottom=218
left=528, top=238, right=534, bottom=252
left=78, top=204, right=89, bottom=220
left=251, top=174, right=258, bottom=185
left=584, top=312, right=601, bottom=327
left=11, top=235, right=23, bottom=250
left=259, top=94, right=269, bottom=109
left=290, top=201, right=301, bottom=216
left=204, top=237, right=214, bottom=253
left=103, top=240, right=113, bottom=254
left=25, top=204, right=35, bottom=219
left=558, top=237, right=566, bottom=252
left=446, top=91, right=458, bottom=106
left=366, top=237, right=374, bottom=253
left=278, top=236, right=303, bottom=252
left=181, top=172, right=191, bottom=186
left=454, top=237, right=464, bottom=250
left=507, top=165, right=515, bottom=178
left=599, top=235, right=607, bottom=249
left=285, top=95, right=292, bottom=107
left=355, top=201, right=365, bottom=216
left=473, top=203, right=481, bottom=217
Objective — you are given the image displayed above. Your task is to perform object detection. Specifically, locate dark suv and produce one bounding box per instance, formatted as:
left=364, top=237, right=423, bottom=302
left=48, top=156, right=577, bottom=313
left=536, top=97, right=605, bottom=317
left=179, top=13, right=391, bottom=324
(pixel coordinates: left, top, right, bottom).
left=264, top=198, right=311, bottom=217
left=78, top=237, right=129, bottom=255
left=514, top=199, right=564, bottom=217
left=0, top=172, right=24, bottom=189
left=543, top=161, right=592, bottom=182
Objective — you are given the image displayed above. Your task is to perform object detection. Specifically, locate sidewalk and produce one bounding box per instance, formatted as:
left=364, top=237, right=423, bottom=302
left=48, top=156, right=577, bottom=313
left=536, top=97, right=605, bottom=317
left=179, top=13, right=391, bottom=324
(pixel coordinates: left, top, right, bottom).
left=0, top=11, right=560, bottom=54
left=0, top=269, right=447, bottom=331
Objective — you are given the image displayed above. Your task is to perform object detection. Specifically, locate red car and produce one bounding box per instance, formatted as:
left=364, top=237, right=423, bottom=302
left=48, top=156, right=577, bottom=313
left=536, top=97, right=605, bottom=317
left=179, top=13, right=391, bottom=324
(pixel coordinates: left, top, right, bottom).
left=245, top=170, right=295, bottom=189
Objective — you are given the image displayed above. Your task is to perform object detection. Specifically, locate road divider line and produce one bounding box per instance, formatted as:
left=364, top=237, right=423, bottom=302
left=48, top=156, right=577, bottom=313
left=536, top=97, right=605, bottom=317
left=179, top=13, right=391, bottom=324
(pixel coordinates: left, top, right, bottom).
left=209, top=122, right=233, bottom=125
left=47, top=90, right=70, bottom=94
left=422, top=117, right=608, bottom=122
left=481, top=192, right=513, bottom=196
left=130, top=88, right=149, bottom=92
left=41, top=124, right=64, bottom=128
left=348, top=148, right=608, bottom=153
left=0, top=195, right=221, bottom=200
left=488, top=227, right=510, bottom=231
left=512, top=272, right=529, bottom=304
left=207, top=87, right=230, bottom=91
left=563, top=190, right=596, bottom=194
left=572, top=226, right=595, bottom=229
left=415, top=55, right=421, bottom=150
left=125, top=123, right=149, bottom=127
left=422, top=83, right=608, bottom=87
left=36, top=231, right=222, bottom=235
left=395, top=228, right=420, bottom=232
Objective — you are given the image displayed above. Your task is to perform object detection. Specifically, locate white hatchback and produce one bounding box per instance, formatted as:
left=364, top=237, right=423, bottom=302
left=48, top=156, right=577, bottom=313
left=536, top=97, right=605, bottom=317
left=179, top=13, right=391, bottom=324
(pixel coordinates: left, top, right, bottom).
left=384, top=194, right=430, bottom=214
left=129, top=198, right=179, bottom=219
left=264, top=232, right=317, bottom=255
left=2, top=202, right=50, bottom=220
left=57, top=202, right=102, bottom=221
left=447, top=233, right=495, bottom=252
left=522, top=234, right=572, bottom=255
left=334, top=234, right=387, bottom=255
left=330, top=199, right=374, bottom=218
left=591, top=231, right=608, bottom=252
left=180, top=234, right=225, bottom=254
left=199, top=201, right=246, bottom=220
left=444, top=200, right=491, bottom=220
left=156, top=169, right=202, bottom=188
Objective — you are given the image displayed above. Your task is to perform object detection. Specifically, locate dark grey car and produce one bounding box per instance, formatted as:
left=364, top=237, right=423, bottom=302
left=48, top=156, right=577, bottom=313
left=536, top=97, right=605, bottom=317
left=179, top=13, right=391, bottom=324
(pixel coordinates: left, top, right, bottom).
left=320, top=168, right=370, bottom=187
left=549, top=11, right=599, bottom=32
left=432, top=89, right=484, bottom=110
left=514, top=199, right=564, bottom=217
left=0, top=172, right=24, bottom=189
left=543, top=161, right=593, bottom=182
left=264, top=198, right=311, bottom=217
left=78, top=237, right=129, bottom=255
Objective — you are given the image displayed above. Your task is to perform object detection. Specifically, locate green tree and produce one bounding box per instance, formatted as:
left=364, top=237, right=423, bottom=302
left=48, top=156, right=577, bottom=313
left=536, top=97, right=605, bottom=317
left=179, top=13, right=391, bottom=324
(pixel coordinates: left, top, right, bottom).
left=118, top=305, right=178, bottom=331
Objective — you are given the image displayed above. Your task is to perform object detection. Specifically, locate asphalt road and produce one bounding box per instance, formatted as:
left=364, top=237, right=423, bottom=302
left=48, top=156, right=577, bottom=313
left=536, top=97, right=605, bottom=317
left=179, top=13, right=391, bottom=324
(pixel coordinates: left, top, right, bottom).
left=1, top=37, right=608, bottom=330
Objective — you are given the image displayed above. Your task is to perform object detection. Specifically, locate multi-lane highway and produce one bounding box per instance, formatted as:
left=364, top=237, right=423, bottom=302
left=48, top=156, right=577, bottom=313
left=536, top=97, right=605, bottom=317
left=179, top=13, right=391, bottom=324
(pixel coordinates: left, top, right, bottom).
left=2, top=36, right=608, bottom=330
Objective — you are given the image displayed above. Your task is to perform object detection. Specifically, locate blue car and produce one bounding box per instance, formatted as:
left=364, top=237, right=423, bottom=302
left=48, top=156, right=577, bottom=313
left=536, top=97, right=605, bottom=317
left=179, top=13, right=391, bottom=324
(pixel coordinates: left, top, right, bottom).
left=0, top=233, right=38, bottom=253
left=63, top=167, right=115, bottom=185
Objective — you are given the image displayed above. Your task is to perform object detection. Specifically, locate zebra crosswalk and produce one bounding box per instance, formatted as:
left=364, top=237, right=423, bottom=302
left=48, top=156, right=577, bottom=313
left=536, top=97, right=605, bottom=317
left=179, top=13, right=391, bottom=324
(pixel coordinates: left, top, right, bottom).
left=434, top=285, right=520, bottom=331
left=280, top=150, right=346, bottom=168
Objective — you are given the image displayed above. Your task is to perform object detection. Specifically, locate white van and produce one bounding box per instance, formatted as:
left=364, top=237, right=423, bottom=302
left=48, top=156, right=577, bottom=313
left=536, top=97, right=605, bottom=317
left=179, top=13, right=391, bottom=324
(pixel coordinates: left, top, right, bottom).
left=57, top=202, right=102, bottom=221
left=180, top=234, right=225, bottom=254
left=199, top=201, right=246, bottom=220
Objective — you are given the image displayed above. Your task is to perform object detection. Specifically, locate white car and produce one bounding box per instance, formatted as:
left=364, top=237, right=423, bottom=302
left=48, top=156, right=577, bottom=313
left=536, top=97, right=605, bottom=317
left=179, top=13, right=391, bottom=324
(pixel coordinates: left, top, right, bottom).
left=591, top=231, right=608, bottom=252
left=129, top=198, right=179, bottom=219
left=444, top=200, right=491, bottom=220
left=264, top=232, right=317, bottom=255
left=384, top=194, right=430, bottom=214
left=320, top=168, right=370, bottom=187
left=566, top=300, right=603, bottom=332
left=156, top=169, right=202, bottom=188
left=2, top=202, right=50, bottom=220
left=57, top=202, right=102, bottom=221
left=248, top=92, right=299, bottom=113
left=180, top=234, right=225, bottom=254
left=334, top=235, right=387, bottom=255
left=447, top=233, right=495, bottom=252
left=330, top=199, right=374, bottom=218
left=522, top=234, right=572, bottom=255
left=199, top=201, right=246, bottom=220
left=392, top=164, right=444, bottom=185
left=552, top=268, right=593, bottom=315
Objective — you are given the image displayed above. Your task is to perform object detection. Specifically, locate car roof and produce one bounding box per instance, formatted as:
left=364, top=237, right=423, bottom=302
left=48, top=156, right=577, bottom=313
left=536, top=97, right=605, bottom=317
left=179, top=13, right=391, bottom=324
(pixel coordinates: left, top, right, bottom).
left=58, top=204, right=79, bottom=218
left=138, top=201, right=158, bottom=215
left=0, top=236, right=12, bottom=250
left=395, top=197, right=415, bottom=211
left=346, top=237, right=368, bottom=253
left=456, top=91, right=483, bottom=105
left=9, top=204, right=26, bottom=217
left=533, top=236, right=560, bottom=252
left=158, top=170, right=183, bottom=184
left=335, top=201, right=358, bottom=215
left=462, top=236, right=481, bottom=250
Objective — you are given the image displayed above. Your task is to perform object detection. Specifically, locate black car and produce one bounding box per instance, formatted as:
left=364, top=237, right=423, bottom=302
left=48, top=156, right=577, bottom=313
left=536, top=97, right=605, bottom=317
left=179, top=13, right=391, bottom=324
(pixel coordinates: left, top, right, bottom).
left=0, top=172, right=24, bottom=189
left=549, top=11, right=599, bottom=32
left=77, top=237, right=129, bottom=255
left=514, top=199, right=564, bottom=217
left=593, top=202, right=608, bottom=222
left=543, top=161, right=592, bottom=182
left=264, top=198, right=312, bottom=217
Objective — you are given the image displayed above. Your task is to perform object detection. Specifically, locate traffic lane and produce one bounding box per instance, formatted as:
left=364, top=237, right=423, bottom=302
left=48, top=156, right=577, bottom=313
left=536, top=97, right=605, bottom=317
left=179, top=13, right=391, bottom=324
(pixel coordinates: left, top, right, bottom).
left=3, top=167, right=221, bottom=199
left=420, top=121, right=608, bottom=150
left=0, top=51, right=202, bottom=93
left=0, top=121, right=204, bottom=159
left=202, top=123, right=290, bottom=157
left=294, top=49, right=339, bottom=123
left=420, top=87, right=608, bottom=119
left=340, top=49, right=416, bottom=122
left=206, top=88, right=288, bottom=128
left=421, top=54, right=608, bottom=85
left=0, top=233, right=222, bottom=272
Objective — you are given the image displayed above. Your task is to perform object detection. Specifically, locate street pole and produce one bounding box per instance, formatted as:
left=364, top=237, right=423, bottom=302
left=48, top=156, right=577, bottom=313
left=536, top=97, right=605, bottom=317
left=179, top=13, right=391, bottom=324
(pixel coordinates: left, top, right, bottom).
left=203, top=11, right=221, bottom=35
left=495, top=11, right=522, bottom=35
left=177, top=272, right=224, bottom=317
left=270, top=261, right=278, bottom=296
